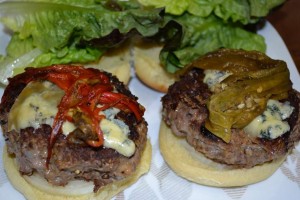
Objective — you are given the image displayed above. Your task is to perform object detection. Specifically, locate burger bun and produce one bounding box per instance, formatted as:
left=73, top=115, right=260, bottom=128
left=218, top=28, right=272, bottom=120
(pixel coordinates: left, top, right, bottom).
left=159, top=121, right=287, bottom=187
left=3, top=140, right=152, bottom=200
left=133, top=40, right=177, bottom=93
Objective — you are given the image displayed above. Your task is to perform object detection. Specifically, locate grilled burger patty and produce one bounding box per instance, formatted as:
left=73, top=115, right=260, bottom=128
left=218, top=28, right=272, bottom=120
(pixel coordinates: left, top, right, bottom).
left=0, top=66, right=148, bottom=192
left=162, top=68, right=300, bottom=168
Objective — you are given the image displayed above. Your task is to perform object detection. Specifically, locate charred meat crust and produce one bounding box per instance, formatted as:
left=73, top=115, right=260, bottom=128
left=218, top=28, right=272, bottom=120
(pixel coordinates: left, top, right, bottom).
left=162, top=68, right=300, bottom=168
left=0, top=66, right=148, bottom=192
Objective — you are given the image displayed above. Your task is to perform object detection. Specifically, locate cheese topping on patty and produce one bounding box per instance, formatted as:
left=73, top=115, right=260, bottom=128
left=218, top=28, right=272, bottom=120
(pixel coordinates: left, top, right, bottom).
left=203, top=69, right=294, bottom=139
left=244, top=99, right=294, bottom=139
left=8, top=81, right=135, bottom=157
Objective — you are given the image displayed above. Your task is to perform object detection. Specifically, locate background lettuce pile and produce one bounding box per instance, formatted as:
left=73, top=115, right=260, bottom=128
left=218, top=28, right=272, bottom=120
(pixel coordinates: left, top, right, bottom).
left=138, top=0, right=285, bottom=72
left=0, top=0, right=285, bottom=85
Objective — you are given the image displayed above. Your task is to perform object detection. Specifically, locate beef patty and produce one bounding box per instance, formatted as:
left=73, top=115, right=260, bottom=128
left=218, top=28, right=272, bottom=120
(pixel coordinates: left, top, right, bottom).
left=0, top=66, right=148, bottom=192
left=162, top=68, right=300, bottom=168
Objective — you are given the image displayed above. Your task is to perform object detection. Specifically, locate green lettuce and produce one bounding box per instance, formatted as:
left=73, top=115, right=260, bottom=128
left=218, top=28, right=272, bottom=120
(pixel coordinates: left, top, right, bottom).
left=0, top=0, right=163, bottom=84
left=159, top=14, right=267, bottom=72
left=138, top=0, right=285, bottom=72
left=0, top=0, right=286, bottom=84
left=138, top=0, right=285, bottom=24
left=249, top=0, right=286, bottom=16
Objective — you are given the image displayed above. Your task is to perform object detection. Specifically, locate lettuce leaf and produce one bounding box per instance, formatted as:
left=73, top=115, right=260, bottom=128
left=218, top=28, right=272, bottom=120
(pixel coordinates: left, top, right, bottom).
left=249, top=0, right=285, bottom=16
left=138, top=0, right=285, bottom=24
left=0, top=0, right=163, bottom=84
left=138, top=0, right=285, bottom=73
left=159, top=14, right=266, bottom=72
left=0, top=0, right=286, bottom=83
left=1, top=1, right=162, bottom=50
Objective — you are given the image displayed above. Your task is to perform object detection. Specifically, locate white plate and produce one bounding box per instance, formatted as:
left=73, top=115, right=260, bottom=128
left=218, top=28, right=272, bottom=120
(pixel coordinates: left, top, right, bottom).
left=0, top=21, right=299, bottom=200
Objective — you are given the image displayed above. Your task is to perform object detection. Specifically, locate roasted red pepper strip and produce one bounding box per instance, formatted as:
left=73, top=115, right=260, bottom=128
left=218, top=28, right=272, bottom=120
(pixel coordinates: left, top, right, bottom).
left=99, top=92, right=144, bottom=122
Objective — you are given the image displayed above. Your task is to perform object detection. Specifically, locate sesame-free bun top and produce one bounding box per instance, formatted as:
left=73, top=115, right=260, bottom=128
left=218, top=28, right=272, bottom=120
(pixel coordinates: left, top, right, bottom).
left=133, top=40, right=177, bottom=93
left=86, top=42, right=131, bottom=85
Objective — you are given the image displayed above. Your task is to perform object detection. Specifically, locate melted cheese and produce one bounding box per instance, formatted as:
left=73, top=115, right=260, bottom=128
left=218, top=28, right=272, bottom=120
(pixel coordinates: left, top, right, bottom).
left=244, top=99, right=294, bottom=139
left=8, top=81, right=136, bottom=157
left=62, top=121, right=76, bottom=136
left=101, top=118, right=135, bottom=157
left=203, top=70, right=295, bottom=140
left=203, top=69, right=231, bottom=88
left=8, top=81, right=65, bottom=131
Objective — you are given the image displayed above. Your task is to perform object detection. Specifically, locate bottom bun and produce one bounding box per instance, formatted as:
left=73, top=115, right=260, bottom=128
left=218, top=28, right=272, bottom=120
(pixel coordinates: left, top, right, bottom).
left=159, top=121, right=287, bottom=187
left=3, top=140, right=152, bottom=200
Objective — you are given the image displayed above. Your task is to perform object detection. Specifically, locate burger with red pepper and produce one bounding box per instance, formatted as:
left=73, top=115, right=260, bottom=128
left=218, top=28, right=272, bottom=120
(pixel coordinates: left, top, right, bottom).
left=160, top=49, right=300, bottom=187
left=0, top=65, right=151, bottom=199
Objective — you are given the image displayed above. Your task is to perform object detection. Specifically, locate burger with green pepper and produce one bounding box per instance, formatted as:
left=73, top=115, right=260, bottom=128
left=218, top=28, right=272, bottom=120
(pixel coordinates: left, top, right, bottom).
left=160, top=48, right=300, bottom=186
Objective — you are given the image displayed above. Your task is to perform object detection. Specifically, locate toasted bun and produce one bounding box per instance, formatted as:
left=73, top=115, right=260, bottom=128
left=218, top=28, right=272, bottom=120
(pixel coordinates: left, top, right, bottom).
left=133, top=41, right=177, bottom=93
left=159, top=121, right=287, bottom=187
left=3, top=140, right=152, bottom=200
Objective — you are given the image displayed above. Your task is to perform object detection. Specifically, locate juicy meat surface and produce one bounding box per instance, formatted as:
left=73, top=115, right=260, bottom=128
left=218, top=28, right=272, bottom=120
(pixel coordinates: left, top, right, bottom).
left=162, top=68, right=300, bottom=168
left=0, top=67, right=147, bottom=192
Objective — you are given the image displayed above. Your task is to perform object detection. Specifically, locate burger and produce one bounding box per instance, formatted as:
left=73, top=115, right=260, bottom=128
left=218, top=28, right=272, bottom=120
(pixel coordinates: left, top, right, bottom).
left=160, top=48, right=300, bottom=187
left=0, top=65, right=151, bottom=199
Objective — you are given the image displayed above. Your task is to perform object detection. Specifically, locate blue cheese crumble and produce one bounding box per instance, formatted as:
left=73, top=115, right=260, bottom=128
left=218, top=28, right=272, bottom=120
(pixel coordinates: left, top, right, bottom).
left=203, top=69, right=231, bottom=90
left=244, top=99, right=294, bottom=139
left=100, top=108, right=135, bottom=157
left=8, top=80, right=135, bottom=157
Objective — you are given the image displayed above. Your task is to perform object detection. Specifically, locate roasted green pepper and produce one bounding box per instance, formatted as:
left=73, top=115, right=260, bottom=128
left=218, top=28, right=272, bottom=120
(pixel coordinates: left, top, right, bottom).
left=184, top=48, right=292, bottom=142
